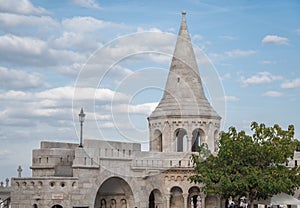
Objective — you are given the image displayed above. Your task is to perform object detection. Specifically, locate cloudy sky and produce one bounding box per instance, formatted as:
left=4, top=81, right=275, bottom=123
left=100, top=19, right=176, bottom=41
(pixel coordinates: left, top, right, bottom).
left=0, top=0, right=300, bottom=180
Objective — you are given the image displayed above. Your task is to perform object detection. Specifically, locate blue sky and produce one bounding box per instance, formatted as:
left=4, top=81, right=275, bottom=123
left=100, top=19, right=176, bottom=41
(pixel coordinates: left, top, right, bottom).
left=0, top=0, right=299, bottom=180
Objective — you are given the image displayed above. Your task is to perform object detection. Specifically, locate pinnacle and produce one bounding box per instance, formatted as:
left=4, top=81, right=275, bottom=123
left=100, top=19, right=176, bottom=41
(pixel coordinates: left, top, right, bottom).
left=149, top=11, right=220, bottom=120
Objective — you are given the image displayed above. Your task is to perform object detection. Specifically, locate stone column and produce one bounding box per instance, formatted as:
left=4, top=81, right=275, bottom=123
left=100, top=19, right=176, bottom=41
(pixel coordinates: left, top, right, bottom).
left=183, top=193, right=188, bottom=208
left=201, top=194, right=206, bottom=208
left=187, top=135, right=192, bottom=152
left=166, top=194, right=171, bottom=208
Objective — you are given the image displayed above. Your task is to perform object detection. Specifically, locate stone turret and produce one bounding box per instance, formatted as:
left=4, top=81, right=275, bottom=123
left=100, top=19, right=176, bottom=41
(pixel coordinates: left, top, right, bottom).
left=148, top=11, right=221, bottom=153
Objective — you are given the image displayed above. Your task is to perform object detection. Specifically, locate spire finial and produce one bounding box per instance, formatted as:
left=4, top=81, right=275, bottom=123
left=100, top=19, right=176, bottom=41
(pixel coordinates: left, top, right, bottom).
left=182, top=10, right=186, bottom=16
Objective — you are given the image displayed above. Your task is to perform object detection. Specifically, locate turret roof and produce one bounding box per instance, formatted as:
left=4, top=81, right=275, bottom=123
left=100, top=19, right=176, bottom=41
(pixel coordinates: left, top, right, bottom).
left=149, top=11, right=220, bottom=120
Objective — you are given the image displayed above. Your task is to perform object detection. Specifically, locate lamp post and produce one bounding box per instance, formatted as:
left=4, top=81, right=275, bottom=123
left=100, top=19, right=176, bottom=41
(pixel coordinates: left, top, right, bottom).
left=78, top=107, right=86, bottom=148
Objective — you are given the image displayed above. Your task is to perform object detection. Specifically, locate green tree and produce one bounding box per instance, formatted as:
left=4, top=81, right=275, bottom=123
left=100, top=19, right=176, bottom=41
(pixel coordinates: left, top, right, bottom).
left=190, top=122, right=300, bottom=208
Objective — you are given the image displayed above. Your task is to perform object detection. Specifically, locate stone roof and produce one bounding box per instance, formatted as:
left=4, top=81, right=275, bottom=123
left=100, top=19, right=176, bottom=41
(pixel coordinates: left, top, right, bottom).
left=149, top=11, right=221, bottom=120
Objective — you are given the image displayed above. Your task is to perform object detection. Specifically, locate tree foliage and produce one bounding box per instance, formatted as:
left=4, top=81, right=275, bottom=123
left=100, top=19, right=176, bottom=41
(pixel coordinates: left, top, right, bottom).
left=190, top=122, right=300, bottom=205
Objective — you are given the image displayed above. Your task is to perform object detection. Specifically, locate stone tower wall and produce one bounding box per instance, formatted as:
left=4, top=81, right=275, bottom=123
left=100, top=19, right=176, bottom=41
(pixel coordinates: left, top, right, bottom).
left=149, top=117, right=220, bottom=153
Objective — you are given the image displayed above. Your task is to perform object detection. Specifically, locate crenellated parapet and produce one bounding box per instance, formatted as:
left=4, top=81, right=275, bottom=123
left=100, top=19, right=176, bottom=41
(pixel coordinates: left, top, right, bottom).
left=30, top=141, right=77, bottom=177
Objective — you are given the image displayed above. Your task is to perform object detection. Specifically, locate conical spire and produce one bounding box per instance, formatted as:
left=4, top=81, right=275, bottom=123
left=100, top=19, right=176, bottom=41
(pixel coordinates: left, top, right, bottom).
left=149, top=11, right=220, bottom=119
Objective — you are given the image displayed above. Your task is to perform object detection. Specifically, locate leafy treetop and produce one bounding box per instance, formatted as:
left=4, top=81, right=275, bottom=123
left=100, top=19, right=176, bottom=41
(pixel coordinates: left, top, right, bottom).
left=190, top=122, right=300, bottom=206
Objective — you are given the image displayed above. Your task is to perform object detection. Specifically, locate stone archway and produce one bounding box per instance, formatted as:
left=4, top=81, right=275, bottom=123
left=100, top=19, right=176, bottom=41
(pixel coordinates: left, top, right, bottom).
left=94, top=177, right=134, bottom=208
left=188, top=186, right=201, bottom=208
left=170, top=186, right=184, bottom=208
left=174, top=128, right=188, bottom=152
left=152, top=129, right=163, bottom=152
left=191, top=128, right=205, bottom=152
left=149, top=189, right=163, bottom=208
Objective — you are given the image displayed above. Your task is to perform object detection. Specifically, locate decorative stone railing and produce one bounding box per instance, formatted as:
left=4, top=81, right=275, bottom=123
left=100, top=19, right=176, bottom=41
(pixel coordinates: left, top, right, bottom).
left=132, top=158, right=194, bottom=169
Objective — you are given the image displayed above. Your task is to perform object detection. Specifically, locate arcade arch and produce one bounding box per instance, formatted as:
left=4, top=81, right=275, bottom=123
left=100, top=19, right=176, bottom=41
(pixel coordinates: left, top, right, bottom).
left=170, top=186, right=184, bottom=208
left=191, top=128, right=205, bottom=152
left=188, top=186, right=201, bottom=208
left=153, top=129, right=163, bottom=152
left=149, top=189, right=163, bottom=208
left=94, top=177, right=134, bottom=208
left=174, top=128, right=188, bottom=152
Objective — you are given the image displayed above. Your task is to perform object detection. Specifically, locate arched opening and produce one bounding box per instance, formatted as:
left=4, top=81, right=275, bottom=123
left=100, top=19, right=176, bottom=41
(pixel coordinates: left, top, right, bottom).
left=170, top=186, right=184, bottom=208
left=33, top=204, right=38, bottom=208
left=191, top=128, right=205, bottom=152
left=152, top=129, right=163, bottom=152
left=149, top=189, right=163, bottom=208
left=188, top=186, right=201, bottom=208
left=175, top=128, right=187, bottom=152
left=94, top=177, right=134, bottom=208
left=149, top=192, right=155, bottom=208
left=51, top=205, right=63, bottom=208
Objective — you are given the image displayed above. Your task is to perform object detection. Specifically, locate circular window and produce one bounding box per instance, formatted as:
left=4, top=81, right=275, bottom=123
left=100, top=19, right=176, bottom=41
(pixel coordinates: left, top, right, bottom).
left=50, top=182, right=55, bottom=187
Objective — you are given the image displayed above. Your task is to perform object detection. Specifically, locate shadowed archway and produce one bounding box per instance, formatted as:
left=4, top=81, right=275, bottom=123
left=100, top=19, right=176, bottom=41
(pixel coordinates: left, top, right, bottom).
left=170, top=186, right=184, bottom=208
left=149, top=189, right=163, bottom=208
left=94, top=177, right=134, bottom=208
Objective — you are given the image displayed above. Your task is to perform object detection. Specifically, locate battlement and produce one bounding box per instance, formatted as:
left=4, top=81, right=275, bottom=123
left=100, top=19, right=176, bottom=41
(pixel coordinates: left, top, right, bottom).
left=30, top=141, right=77, bottom=177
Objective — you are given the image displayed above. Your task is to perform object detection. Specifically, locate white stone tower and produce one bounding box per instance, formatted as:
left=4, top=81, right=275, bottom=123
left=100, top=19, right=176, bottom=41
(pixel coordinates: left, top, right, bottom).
left=148, top=11, right=221, bottom=153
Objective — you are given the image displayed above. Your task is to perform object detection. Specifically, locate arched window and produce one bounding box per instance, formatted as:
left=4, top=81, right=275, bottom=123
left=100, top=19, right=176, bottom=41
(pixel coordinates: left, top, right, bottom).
left=152, top=129, right=162, bottom=152
left=100, top=199, right=106, bottom=208
left=33, top=204, right=38, bottom=208
left=174, top=128, right=187, bottom=152
left=191, top=128, right=205, bottom=152
left=51, top=205, right=63, bottom=208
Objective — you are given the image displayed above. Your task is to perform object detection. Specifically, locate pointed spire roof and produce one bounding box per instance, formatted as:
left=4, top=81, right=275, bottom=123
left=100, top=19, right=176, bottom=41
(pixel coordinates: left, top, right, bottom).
left=149, top=11, right=220, bottom=119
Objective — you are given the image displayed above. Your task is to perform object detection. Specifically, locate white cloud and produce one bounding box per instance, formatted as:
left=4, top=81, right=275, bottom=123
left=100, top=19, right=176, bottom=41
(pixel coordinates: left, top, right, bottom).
left=70, top=0, right=100, bottom=9
left=0, top=34, right=86, bottom=67
left=281, top=78, right=300, bottom=89
left=241, top=71, right=282, bottom=86
left=296, top=29, right=300, bottom=35
left=216, top=96, right=239, bottom=102
left=262, top=91, right=283, bottom=97
left=34, top=86, right=129, bottom=102
left=107, top=102, right=158, bottom=115
left=62, top=16, right=122, bottom=33
left=128, top=102, right=158, bottom=114
left=225, top=49, right=256, bottom=57
left=262, top=35, right=288, bottom=45
left=192, top=34, right=204, bottom=41
left=0, top=67, right=45, bottom=90
left=0, top=13, right=58, bottom=30
left=261, top=60, right=276, bottom=65
left=0, top=85, right=131, bottom=128
left=0, top=0, right=47, bottom=15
